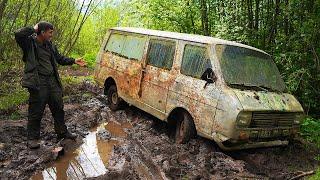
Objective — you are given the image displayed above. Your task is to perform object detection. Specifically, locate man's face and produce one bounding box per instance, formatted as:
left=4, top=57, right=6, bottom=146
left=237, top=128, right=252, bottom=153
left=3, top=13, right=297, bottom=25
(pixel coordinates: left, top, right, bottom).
left=42, top=29, right=54, bottom=41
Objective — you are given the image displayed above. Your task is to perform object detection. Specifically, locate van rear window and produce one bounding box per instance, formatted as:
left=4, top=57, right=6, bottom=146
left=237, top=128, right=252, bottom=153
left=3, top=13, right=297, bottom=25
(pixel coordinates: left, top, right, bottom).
left=106, top=34, right=125, bottom=54
left=105, top=33, right=146, bottom=61
left=147, top=39, right=175, bottom=70
left=181, top=45, right=211, bottom=79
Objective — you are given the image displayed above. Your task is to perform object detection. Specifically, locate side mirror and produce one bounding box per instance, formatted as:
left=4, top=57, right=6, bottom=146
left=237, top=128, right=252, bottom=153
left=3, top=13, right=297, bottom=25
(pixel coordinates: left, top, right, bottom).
left=201, top=68, right=217, bottom=84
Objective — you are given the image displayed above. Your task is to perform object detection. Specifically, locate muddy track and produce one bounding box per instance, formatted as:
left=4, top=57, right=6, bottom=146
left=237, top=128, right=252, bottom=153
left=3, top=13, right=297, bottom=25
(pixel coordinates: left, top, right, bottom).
left=0, top=93, right=319, bottom=179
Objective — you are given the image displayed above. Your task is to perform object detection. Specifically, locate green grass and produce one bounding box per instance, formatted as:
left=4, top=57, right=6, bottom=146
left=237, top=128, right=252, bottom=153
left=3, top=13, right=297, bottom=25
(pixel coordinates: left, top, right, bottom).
left=309, top=169, right=320, bottom=180
left=0, top=89, right=28, bottom=111
left=61, top=75, right=94, bottom=85
left=70, top=52, right=97, bottom=69
left=300, top=117, right=320, bottom=179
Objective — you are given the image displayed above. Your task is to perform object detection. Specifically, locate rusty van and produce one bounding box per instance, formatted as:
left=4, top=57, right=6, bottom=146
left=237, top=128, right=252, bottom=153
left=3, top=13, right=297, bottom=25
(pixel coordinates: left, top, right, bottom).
left=94, top=27, right=304, bottom=150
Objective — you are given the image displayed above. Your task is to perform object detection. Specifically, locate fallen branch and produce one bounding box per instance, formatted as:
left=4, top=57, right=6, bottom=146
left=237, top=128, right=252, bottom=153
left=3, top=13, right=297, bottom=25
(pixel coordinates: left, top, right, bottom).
left=289, top=170, right=315, bottom=180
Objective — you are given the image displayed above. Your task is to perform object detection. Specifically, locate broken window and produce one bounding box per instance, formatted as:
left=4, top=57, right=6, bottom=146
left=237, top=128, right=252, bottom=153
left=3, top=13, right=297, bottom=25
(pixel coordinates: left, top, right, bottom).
left=105, top=33, right=146, bottom=61
left=181, top=45, right=211, bottom=79
left=147, top=39, right=175, bottom=70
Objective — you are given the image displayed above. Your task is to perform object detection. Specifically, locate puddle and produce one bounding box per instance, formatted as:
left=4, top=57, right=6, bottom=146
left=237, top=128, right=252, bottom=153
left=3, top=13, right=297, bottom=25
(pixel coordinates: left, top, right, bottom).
left=32, top=121, right=132, bottom=180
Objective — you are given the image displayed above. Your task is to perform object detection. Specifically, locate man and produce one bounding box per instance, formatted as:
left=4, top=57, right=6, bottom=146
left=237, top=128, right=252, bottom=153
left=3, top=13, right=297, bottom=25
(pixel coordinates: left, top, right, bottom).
left=14, top=21, right=86, bottom=149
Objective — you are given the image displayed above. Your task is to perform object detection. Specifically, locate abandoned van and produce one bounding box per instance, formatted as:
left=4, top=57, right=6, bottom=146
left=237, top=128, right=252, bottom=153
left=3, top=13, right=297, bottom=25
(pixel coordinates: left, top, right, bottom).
left=94, top=27, right=304, bottom=150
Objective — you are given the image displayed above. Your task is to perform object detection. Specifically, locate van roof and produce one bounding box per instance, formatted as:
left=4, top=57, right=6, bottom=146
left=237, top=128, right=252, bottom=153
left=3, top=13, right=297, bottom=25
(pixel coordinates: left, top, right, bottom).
left=110, top=27, right=269, bottom=55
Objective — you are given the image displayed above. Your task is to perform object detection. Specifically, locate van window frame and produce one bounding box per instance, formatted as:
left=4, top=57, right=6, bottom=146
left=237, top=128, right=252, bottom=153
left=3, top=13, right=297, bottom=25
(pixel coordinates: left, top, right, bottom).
left=180, top=43, right=212, bottom=80
left=145, top=37, right=177, bottom=71
left=104, top=31, right=147, bottom=61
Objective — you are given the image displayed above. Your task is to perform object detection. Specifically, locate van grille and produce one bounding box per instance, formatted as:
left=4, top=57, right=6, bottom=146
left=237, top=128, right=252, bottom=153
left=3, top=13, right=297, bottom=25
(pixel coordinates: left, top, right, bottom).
left=250, top=112, right=295, bottom=128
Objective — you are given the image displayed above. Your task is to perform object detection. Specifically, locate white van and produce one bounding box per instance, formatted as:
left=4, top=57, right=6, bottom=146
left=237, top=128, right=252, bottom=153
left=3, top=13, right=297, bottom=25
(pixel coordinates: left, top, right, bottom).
left=94, top=27, right=304, bottom=150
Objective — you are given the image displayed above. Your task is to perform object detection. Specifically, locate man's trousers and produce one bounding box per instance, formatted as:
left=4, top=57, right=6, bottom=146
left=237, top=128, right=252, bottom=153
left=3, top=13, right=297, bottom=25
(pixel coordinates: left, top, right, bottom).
left=27, top=75, right=67, bottom=140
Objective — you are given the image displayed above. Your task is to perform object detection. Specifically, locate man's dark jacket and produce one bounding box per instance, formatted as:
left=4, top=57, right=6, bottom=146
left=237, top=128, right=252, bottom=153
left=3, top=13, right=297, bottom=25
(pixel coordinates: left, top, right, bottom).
left=14, top=27, right=75, bottom=90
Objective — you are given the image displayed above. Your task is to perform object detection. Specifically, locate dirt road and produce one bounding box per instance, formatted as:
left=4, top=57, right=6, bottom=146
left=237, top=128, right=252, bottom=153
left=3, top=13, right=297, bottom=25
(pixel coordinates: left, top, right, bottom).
left=0, top=83, right=319, bottom=179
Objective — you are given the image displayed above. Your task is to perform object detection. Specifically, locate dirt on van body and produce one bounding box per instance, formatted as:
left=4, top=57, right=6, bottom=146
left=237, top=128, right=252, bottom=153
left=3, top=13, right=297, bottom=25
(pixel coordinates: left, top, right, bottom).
left=0, top=82, right=319, bottom=179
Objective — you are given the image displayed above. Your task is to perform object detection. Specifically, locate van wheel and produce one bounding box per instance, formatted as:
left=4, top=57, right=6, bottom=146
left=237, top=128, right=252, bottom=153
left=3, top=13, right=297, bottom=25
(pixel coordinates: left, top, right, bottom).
left=175, top=112, right=196, bottom=144
left=107, top=85, right=122, bottom=111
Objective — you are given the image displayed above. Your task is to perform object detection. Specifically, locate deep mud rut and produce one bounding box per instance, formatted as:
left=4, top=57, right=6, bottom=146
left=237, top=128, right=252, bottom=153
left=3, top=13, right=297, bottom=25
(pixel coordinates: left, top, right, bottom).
left=0, top=89, right=319, bottom=179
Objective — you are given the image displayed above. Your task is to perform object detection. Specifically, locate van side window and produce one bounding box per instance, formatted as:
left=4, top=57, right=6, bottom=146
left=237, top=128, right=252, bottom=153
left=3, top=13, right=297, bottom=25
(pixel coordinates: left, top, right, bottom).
left=105, top=33, right=125, bottom=55
left=181, top=45, right=211, bottom=79
left=122, top=36, right=146, bottom=60
left=147, top=39, right=175, bottom=70
left=105, top=33, right=146, bottom=61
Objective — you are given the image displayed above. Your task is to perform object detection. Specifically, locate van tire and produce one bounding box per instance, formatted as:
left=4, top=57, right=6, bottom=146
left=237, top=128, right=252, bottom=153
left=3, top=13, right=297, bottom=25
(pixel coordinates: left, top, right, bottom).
left=175, top=111, right=196, bottom=144
left=107, top=85, right=123, bottom=111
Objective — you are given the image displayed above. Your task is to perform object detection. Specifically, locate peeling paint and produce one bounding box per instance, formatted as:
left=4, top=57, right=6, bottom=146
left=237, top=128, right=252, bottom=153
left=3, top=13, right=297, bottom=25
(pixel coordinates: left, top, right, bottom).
left=95, top=28, right=304, bottom=150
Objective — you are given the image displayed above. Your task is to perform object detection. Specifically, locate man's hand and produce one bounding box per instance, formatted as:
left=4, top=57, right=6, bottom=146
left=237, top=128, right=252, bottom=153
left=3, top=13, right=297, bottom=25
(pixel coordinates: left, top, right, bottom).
left=75, top=57, right=87, bottom=67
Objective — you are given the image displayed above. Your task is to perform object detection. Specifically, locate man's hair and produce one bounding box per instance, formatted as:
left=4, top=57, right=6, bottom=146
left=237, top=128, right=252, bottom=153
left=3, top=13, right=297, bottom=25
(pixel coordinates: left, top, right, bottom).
left=37, top=21, right=54, bottom=35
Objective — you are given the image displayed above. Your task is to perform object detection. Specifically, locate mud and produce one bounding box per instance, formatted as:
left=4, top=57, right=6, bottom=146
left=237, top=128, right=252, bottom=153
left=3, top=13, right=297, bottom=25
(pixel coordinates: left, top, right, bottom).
left=0, top=88, right=319, bottom=179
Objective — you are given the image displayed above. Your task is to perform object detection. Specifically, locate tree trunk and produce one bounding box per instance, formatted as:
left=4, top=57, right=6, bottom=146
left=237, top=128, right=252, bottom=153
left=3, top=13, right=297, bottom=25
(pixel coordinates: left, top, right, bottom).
left=200, top=0, right=209, bottom=36
left=268, top=0, right=280, bottom=45
left=247, top=0, right=254, bottom=31
left=254, top=0, right=260, bottom=30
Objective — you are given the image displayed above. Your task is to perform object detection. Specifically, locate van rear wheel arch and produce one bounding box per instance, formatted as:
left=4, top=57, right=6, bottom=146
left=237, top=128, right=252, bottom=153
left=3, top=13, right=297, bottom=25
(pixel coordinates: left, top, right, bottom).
left=104, top=77, right=124, bottom=110
left=104, top=77, right=116, bottom=95
left=167, top=108, right=197, bottom=143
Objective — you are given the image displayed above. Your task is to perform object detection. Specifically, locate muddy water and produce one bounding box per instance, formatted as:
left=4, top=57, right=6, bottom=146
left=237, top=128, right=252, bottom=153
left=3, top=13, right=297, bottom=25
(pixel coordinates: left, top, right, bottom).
left=32, top=121, right=132, bottom=180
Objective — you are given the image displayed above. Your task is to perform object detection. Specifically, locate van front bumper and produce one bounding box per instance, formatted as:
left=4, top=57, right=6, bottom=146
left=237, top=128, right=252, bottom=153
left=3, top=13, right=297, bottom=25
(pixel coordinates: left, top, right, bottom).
left=212, top=127, right=298, bottom=151
left=216, top=139, right=289, bottom=151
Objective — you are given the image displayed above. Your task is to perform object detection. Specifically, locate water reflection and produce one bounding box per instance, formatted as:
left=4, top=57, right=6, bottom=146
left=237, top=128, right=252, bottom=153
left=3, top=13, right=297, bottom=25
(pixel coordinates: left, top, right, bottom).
left=32, top=121, right=131, bottom=180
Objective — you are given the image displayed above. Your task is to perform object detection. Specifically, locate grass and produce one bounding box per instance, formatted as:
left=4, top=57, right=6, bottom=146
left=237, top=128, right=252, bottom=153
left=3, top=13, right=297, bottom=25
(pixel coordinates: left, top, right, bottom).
left=300, top=117, right=320, bottom=179
left=0, top=63, right=28, bottom=113
left=309, top=169, right=320, bottom=180
left=61, top=75, right=94, bottom=87
left=0, top=89, right=28, bottom=111
left=70, top=52, right=97, bottom=69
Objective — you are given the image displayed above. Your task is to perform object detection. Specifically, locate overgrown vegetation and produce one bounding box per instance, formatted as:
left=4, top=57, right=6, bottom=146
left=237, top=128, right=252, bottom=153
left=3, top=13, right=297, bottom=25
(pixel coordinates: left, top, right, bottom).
left=121, top=0, right=320, bottom=118
left=0, top=0, right=319, bottom=153
left=301, top=117, right=320, bottom=148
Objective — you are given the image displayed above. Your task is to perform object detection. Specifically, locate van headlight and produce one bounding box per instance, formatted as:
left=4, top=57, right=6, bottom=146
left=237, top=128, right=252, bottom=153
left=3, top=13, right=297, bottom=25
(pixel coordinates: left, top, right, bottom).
left=237, top=112, right=252, bottom=127
left=293, top=113, right=304, bottom=125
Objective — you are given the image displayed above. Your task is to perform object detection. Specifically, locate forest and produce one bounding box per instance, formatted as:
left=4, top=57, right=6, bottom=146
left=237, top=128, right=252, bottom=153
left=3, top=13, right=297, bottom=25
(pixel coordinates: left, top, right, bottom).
left=0, top=0, right=319, bottom=178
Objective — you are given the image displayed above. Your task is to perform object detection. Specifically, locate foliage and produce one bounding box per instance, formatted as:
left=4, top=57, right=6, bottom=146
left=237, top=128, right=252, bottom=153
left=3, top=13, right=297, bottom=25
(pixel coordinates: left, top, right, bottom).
left=0, top=62, right=28, bottom=113
left=121, top=0, right=320, bottom=118
left=65, top=1, right=120, bottom=68
left=300, top=117, right=320, bottom=148
left=0, top=89, right=28, bottom=111
left=310, top=169, right=320, bottom=180
left=0, top=0, right=119, bottom=112
left=0, top=0, right=319, bottom=119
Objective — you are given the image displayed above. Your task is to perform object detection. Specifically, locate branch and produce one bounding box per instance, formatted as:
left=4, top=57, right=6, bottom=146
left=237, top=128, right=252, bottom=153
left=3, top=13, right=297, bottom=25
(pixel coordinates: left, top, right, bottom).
left=289, top=170, right=315, bottom=180
left=62, top=0, right=86, bottom=54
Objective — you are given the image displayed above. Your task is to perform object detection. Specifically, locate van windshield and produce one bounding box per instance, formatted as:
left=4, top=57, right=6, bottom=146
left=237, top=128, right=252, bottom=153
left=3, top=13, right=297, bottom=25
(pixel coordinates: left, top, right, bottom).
left=216, top=44, right=286, bottom=92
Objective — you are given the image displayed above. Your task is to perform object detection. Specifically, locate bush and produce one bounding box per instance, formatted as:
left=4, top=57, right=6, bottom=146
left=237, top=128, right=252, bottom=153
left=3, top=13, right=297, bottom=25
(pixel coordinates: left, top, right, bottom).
left=300, top=117, right=320, bottom=147
left=0, top=89, right=28, bottom=112
left=83, top=52, right=97, bottom=69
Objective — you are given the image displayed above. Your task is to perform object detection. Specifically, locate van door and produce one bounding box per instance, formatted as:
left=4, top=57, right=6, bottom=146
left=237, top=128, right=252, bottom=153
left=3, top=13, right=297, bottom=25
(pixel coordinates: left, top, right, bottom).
left=104, top=33, right=147, bottom=100
left=169, top=43, right=220, bottom=136
left=138, top=38, right=177, bottom=114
